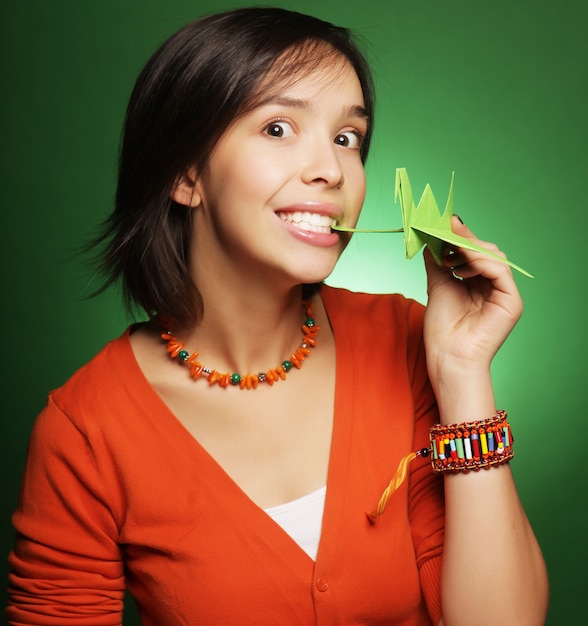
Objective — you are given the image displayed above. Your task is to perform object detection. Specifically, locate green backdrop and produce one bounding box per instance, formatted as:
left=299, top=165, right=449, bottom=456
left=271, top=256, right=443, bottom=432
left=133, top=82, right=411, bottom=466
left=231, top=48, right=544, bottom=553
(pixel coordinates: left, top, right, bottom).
left=2, top=1, right=586, bottom=623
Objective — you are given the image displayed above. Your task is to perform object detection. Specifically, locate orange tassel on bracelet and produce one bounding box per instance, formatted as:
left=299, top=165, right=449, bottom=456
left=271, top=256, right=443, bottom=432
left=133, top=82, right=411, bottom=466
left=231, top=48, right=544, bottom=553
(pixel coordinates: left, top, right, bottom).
left=367, top=411, right=514, bottom=522
left=366, top=448, right=430, bottom=523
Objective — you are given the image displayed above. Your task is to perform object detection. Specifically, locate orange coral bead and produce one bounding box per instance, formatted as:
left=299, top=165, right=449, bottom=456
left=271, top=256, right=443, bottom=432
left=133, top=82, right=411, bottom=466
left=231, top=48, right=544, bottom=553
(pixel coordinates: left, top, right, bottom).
left=190, top=362, right=204, bottom=378
left=207, top=371, right=220, bottom=385
left=218, top=373, right=230, bottom=388
left=290, top=354, right=301, bottom=368
left=302, top=324, right=320, bottom=334
left=187, top=352, right=200, bottom=364
left=294, top=349, right=307, bottom=361
left=167, top=341, right=183, bottom=357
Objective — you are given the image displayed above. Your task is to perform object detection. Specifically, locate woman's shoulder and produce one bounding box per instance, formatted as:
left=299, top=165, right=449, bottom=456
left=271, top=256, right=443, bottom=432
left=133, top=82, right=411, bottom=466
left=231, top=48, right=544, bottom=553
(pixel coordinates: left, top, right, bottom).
left=321, top=284, right=425, bottom=324
left=48, top=325, right=147, bottom=425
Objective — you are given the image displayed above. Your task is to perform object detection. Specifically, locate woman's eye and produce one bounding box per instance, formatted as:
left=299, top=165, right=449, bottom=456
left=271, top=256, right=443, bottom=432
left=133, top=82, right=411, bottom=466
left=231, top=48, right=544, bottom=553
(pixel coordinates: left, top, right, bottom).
left=335, top=131, right=363, bottom=149
left=264, top=121, right=294, bottom=138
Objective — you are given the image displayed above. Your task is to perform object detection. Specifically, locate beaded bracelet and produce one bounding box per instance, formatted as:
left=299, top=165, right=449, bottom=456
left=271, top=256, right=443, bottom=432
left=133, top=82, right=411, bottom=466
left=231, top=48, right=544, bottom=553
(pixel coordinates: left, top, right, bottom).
left=367, top=411, right=514, bottom=522
left=429, top=410, right=514, bottom=473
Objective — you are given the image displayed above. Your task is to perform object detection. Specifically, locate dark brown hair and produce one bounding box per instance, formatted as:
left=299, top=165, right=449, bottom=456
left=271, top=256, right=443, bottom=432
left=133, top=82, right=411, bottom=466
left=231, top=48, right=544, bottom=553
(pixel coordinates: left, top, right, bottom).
left=93, top=6, right=376, bottom=327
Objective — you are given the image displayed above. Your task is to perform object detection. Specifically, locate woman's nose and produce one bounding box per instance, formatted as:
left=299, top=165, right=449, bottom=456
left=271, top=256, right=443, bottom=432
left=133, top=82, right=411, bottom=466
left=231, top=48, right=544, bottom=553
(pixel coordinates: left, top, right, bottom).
left=300, top=137, right=345, bottom=189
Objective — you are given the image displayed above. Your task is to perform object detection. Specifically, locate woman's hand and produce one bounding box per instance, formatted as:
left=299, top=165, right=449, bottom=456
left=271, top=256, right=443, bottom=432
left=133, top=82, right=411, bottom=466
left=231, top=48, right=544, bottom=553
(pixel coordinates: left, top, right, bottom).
left=423, top=216, right=523, bottom=417
left=423, top=217, right=548, bottom=626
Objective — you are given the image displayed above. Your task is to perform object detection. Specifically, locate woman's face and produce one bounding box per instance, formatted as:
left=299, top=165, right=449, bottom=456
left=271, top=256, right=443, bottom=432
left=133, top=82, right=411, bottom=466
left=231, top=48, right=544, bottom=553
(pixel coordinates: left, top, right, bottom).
left=185, top=56, right=368, bottom=292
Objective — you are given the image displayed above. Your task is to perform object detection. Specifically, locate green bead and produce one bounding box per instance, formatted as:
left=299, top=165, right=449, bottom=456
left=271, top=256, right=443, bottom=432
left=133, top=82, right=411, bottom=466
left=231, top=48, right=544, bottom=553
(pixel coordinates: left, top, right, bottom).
left=178, top=350, right=189, bottom=361
left=231, top=373, right=242, bottom=385
left=305, top=317, right=315, bottom=327
left=282, top=360, right=293, bottom=371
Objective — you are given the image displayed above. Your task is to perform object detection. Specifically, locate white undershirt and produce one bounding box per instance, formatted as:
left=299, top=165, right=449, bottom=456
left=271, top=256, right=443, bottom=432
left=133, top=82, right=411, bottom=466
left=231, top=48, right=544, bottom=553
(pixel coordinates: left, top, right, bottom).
left=264, top=486, right=326, bottom=560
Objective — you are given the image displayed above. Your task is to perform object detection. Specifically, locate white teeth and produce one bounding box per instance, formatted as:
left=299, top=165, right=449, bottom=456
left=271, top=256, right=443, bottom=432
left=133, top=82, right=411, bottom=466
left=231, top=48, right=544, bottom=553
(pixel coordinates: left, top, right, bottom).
left=278, top=211, right=336, bottom=234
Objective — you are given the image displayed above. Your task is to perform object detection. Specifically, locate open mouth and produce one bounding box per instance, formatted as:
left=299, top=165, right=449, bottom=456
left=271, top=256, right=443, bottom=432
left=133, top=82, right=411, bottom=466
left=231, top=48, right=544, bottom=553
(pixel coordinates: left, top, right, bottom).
left=277, top=211, right=337, bottom=234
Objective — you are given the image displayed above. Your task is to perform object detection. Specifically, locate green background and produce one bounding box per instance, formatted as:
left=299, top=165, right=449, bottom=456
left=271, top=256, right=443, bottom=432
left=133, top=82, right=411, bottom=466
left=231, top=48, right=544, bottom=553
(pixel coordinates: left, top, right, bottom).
left=1, top=0, right=586, bottom=623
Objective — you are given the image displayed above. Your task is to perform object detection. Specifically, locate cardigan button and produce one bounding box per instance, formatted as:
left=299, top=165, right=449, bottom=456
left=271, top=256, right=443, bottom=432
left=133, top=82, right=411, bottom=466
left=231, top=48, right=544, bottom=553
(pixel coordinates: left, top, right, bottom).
left=316, top=577, right=329, bottom=592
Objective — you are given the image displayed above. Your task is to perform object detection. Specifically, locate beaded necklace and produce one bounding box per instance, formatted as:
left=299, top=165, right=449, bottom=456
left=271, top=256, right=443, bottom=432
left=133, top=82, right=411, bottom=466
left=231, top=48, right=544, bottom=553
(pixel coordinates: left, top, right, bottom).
left=160, top=300, right=319, bottom=389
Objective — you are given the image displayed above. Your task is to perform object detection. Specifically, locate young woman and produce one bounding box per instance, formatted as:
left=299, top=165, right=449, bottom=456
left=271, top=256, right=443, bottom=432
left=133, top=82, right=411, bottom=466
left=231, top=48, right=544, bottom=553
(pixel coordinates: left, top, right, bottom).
left=6, top=7, right=548, bottom=626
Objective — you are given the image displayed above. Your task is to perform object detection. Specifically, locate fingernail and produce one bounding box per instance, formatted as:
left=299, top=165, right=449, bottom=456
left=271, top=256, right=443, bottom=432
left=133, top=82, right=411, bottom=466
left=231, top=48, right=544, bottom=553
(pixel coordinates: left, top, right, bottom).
left=454, top=214, right=464, bottom=224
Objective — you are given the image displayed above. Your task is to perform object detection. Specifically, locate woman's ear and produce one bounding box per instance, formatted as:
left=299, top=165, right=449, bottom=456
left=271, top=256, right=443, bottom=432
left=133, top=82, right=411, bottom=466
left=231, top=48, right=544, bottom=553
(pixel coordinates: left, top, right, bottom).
left=171, top=167, right=203, bottom=208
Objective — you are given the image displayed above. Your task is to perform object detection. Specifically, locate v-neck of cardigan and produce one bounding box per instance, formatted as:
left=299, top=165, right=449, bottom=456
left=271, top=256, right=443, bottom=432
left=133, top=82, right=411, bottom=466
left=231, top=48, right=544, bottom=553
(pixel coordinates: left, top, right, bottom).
left=122, top=286, right=356, bottom=571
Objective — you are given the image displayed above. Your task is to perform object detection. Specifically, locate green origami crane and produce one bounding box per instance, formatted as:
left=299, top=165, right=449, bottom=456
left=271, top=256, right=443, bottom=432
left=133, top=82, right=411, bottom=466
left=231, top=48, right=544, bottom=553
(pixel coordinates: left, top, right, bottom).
left=333, top=167, right=533, bottom=278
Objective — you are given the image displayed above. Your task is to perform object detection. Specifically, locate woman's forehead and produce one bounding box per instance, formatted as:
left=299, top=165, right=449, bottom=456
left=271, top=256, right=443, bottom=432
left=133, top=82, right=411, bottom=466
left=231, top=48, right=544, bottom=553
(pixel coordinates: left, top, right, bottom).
left=249, top=44, right=361, bottom=107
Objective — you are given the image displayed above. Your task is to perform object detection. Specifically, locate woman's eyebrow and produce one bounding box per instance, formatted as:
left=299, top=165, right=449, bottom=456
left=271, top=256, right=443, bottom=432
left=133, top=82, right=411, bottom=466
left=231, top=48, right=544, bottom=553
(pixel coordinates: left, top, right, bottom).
left=346, top=104, right=369, bottom=122
left=253, top=95, right=369, bottom=121
left=255, top=95, right=309, bottom=110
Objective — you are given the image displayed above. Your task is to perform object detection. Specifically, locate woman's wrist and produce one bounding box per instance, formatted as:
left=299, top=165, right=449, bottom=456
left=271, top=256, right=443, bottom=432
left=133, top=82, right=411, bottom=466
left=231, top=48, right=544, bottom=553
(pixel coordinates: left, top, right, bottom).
left=428, top=360, right=496, bottom=423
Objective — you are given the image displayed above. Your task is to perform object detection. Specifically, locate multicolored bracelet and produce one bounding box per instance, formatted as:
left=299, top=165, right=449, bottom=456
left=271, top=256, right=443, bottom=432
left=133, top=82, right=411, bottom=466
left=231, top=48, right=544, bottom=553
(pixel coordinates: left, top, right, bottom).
left=367, top=411, right=514, bottom=522
left=429, top=410, right=514, bottom=473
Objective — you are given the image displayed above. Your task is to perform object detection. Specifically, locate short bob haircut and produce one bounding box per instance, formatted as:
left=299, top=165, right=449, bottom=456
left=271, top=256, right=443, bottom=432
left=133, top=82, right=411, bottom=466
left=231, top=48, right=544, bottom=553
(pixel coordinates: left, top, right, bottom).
left=93, top=6, right=376, bottom=328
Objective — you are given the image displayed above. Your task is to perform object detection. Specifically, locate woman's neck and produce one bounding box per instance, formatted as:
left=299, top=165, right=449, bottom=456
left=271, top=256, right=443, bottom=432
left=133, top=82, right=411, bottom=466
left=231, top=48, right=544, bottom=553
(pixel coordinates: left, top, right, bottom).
left=174, top=283, right=313, bottom=376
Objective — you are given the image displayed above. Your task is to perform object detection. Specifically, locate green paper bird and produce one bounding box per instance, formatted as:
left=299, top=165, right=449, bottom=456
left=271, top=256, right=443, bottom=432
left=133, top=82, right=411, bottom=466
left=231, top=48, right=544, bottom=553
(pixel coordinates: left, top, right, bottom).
left=333, top=167, right=533, bottom=278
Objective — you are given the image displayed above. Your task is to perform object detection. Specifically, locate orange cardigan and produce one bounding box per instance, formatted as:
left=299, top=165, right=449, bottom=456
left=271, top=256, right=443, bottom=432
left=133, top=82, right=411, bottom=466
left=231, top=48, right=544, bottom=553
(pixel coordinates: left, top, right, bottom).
left=7, top=286, right=444, bottom=625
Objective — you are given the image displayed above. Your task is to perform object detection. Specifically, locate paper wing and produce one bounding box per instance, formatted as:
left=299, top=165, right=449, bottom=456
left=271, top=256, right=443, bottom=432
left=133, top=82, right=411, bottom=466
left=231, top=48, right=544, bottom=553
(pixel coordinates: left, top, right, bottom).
left=414, top=226, right=533, bottom=277
left=395, top=167, right=533, bottom=278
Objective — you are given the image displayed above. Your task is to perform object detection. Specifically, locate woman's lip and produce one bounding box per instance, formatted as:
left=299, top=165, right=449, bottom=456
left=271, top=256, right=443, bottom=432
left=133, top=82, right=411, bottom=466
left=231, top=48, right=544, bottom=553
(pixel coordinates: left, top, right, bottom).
left=274, top=202, right=343, bottom=221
